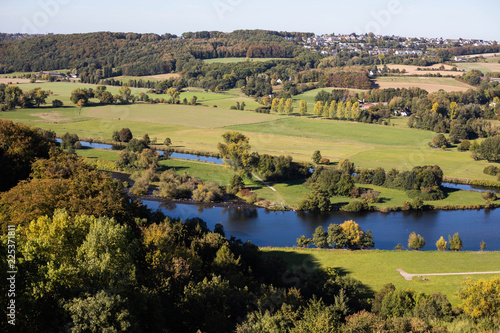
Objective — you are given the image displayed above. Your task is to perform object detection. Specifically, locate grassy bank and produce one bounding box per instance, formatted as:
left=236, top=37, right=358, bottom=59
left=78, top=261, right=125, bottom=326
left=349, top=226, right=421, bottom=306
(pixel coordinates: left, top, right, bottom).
left=260, top=247, right=500, bottom=306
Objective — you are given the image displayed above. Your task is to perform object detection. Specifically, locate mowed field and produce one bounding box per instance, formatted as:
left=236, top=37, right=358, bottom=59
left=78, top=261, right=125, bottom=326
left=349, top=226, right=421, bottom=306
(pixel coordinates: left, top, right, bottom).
left=261, top=248, right=500, bottom=306
left=203, top=57, right=293, bottom=64
left=454, top=61, right=500, bottom=74
left=385, top=64, right=464, bottom=76
left=374, top=76, right=473, bottom=92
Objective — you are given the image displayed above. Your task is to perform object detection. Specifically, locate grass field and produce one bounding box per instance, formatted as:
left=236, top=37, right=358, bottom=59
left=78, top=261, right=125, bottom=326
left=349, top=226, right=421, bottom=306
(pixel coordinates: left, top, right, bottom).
left=384, top=64, right=464, bottom=76
left=454, top=62, right=500, bottom=74
left=203, top=57, right=293, bottom=64
left=2, top=81, right=499, bottom=194
left=293, top=88, right=368, bottom=104
left=260, top=248, right=500, bottom=306
left=375, top=76, right=473, bottom=92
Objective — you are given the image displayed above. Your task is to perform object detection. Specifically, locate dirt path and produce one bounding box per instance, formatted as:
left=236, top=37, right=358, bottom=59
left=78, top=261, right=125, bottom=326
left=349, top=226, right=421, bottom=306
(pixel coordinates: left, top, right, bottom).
left=251, top=172, right=277, bottom=192
left=396, top=268, right=500, bottom=281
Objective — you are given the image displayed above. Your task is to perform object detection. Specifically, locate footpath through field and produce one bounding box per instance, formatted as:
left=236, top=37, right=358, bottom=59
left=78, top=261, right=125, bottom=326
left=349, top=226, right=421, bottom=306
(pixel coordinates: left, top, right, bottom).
left=396, top=268, right=500, bottom=281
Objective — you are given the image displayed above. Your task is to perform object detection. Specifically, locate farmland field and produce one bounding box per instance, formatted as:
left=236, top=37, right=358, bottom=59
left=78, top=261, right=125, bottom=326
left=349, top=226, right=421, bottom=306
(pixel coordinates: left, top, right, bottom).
left=384, top=64, right=464, bottom=76
left=454, top=61, right=500, bottom=74
left=203, top=57, right=293, bottom=64
left=374, top=76, right=473, bottom=92
left=260, top=248, right=500, bottom=306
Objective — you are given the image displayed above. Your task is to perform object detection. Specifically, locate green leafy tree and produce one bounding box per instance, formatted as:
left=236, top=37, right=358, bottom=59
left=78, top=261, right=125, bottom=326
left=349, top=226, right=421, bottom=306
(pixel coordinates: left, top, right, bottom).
left=448, top=232, right=463, bottom=251
left=217, top=131, right=253, bottom=178
left=190, top=96, right=198, bottom=105
left=408, top=232, right=426, bottom=250
left=99, top=90, right=114, bottom=104
left=338, top=158, right=355, bottom=175
left=478, top=136, right=500, bottom=162
left=299, top=100, right=307, bottom=116
left=164, top=137, right=172, bottom=146
left=312, top=150, right=322, bottom=164
left=480, top=240, right=486, bottom=251
left=64, top=290, right=132, bottom=333
left=70, top=88, right=89, bottom=105
left=435, top=236, right=448, bottom=251
left=297, top=235, right=312, bottom=248
left=117, top=86, right=132, bottom=104
left=312, top=226, right=328, bottom=248
left=327, top=223, right=347, bottom=249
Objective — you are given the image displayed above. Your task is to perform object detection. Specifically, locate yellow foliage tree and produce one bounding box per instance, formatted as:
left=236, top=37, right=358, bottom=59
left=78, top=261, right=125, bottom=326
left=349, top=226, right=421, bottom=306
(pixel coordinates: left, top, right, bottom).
left=435, top=236, right=447, bottom=251
left=340, top=220, right=363, bottom=249
left=458, top=277, right=500, bottom=319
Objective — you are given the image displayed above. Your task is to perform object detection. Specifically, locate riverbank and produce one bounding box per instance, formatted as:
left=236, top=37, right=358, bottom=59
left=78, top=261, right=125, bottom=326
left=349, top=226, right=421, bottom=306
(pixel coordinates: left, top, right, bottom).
left=82, top=146, right=500, bottom=213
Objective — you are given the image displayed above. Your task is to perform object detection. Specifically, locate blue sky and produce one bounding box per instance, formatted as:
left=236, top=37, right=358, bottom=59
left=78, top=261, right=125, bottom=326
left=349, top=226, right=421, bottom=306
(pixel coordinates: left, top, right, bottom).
left=1, top=0, right=499, bottom=41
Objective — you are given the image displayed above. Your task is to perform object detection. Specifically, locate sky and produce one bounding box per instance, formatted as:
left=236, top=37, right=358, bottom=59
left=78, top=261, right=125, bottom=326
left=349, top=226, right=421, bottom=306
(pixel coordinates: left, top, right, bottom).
left=0, top=0, right=499, bottom=41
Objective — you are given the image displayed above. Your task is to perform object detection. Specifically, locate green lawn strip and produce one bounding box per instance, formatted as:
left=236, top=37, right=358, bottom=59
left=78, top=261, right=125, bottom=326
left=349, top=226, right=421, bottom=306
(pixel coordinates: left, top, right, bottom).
left=259, top=248, right=500, bottom=306
left=228, top=117, right=435, bottom=147
left=374, top=76, right=472, bottom=88
left=293, top=87, right=368, bottom=104
left=203, top=57, right=293, bottom=64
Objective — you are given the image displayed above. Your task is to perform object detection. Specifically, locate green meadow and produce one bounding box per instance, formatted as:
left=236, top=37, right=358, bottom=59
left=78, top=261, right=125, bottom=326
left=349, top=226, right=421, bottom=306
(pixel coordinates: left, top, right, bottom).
left=260, top=248, right=500, bottom=306
left=203, top=57, right=293, bottom=64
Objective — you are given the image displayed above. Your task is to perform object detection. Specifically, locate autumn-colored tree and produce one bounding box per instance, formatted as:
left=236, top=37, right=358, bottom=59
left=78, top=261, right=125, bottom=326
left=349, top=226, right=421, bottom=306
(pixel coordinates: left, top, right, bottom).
left=435, top=236, right=448, bottom=251
left=314, top=101, right=323, bottom=116
left=340, top=220, right=363, bottom=250
left=329, top=100, right=337, bottom=118
left=278, top=98, right=286, bottom=114
left=299, top=100, right=307, bottom=116
left=0, top=120, right=55, bottom=191
left=271, top=98, right=279, bottom=112
left=458, top=277, right=500, bottom=319
left=449, top=101, right=458, bottom=119
left=408, top=232, right=426, bottom=250
left=322, top=101, right=329, bottom=117
left=285, top=98, right=293, bottom=114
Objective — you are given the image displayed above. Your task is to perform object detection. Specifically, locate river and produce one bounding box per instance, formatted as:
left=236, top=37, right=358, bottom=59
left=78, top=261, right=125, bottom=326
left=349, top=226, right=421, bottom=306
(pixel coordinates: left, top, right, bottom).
left=142, top=200, right=500, bottom=251
left=66, top=139, right=500, bottom=250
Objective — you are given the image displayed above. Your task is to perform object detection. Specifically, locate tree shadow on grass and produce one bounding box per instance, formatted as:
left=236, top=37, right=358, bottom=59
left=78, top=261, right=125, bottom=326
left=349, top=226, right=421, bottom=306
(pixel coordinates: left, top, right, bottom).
left=157, top=165, right=189, bottom=173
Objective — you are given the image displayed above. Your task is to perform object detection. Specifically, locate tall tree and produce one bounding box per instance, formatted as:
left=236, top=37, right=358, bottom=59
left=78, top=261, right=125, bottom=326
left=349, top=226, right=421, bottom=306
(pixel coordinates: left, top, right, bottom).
left=285, top=98, right=293, bottom=114
left=314, top=101, right=323, bottom=117
left=312, top=226, right=328, bottom=248
left=436, top=236, right=448, bottom=251
left=448, top=232, right=463, bottom=251
left=299, top=100, right=307, bottom=116
left=408, top=232, right=426, bottom=250
left=217, top=131, right=253, bottom=178
left=312, top=150, right=322, bottom=164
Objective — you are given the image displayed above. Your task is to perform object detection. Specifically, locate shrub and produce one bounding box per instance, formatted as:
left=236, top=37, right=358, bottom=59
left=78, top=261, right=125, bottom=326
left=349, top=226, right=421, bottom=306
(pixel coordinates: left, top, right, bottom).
left=52, top=99, right=63, bottom=107
left=459, top=140, right=470, bottom=151
left=319, top=157, right=330, bottom=165
left=342, top=200, right=369, bottom=212
left=482, top=190, right=497, bottom=201
left=483, top=165, right=500, bottom=176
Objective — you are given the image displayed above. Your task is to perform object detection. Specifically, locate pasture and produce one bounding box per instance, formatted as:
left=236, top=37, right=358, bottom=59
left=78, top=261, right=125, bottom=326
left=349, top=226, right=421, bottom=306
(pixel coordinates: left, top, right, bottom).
left=293, top=87, right=368, bottom=104
left=260, top=248, right=500, bottom=306
left=374, top=76, right=473, bottom=92
left=203, top=57, right=293, bottom=64
left=454, top=61, right=500, bottom=74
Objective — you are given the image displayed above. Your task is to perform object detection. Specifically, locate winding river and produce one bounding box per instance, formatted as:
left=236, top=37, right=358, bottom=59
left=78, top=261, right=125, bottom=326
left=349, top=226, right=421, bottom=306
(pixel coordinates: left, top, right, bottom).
left=67, top=139, right=500, bottom=250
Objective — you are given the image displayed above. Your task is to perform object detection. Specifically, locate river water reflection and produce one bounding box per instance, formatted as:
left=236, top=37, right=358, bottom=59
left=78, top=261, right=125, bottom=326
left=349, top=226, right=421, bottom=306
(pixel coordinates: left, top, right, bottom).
left=143, top=200, right=500, bottom=251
